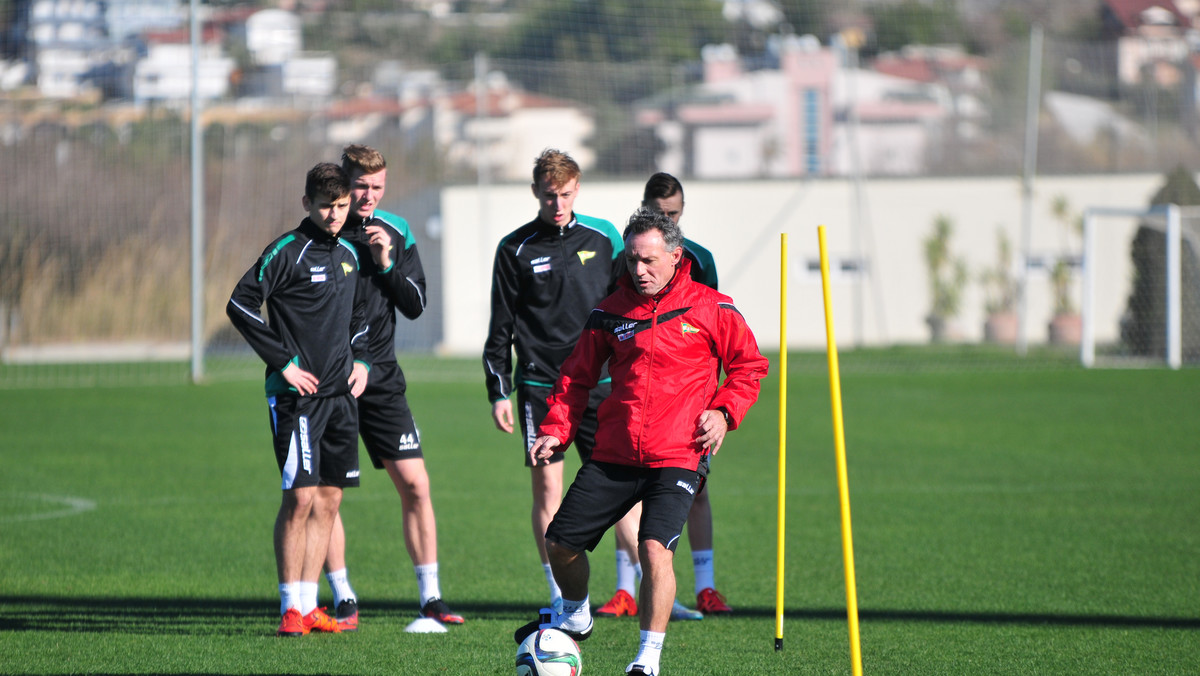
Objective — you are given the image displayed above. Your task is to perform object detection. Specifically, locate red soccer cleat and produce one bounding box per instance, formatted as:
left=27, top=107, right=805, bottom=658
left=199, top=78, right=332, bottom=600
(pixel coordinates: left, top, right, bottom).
left=277, top=607, right=309, bottom=637
left=696, top=588, right=732, bottom=615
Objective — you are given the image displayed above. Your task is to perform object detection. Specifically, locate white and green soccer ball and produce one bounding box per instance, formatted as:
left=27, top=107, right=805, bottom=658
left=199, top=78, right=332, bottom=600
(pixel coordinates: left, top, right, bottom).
left=516, top=628, right=582, bottom=676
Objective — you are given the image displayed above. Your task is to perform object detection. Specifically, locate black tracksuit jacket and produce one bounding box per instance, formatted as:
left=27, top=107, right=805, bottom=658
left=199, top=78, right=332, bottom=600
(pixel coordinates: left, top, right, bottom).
left=227, top=217, right=370, bottom=397
left=484, top=213, right=624, bottom=403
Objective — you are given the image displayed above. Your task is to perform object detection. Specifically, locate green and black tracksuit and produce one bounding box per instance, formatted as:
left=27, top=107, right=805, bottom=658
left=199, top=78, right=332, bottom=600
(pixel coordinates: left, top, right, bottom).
left=484, top=213, right=624, bottom=404
left=227, top=217, right=370, bottom=397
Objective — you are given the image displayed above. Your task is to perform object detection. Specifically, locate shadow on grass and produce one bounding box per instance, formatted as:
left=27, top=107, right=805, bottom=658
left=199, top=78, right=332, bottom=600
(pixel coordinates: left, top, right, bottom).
left=738, top=605, right=1200, bottom=629
left=3, top=596, right=1197, bottom=634
left=0, top=595, right=535, bottom=636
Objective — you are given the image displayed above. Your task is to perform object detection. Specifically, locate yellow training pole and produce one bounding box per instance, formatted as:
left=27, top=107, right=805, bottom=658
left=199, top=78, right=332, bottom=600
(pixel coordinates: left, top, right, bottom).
left=775, top=233, right=788, bottom=652
left=817, top=226, right=864, bottom=676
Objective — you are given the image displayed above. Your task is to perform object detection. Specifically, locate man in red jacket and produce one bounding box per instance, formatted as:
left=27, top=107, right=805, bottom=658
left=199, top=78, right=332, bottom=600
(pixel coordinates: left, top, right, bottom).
left=517, top=207, right=769, bottom=676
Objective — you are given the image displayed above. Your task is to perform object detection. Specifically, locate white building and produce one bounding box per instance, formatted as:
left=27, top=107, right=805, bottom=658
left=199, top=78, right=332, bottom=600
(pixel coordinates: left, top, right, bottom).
left=435, top=73, right=596, bottom=181
left=132, top=42, right=235, bottom=103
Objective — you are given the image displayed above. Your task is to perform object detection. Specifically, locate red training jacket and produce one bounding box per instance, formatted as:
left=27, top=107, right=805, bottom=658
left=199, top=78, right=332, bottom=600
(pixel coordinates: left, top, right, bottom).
left=539, top=258, right=769, bottom=470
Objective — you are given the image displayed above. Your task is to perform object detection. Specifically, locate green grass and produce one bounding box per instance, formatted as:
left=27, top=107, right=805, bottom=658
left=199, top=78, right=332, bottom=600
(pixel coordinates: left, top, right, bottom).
left=1, top=354, right=1199, bottom=674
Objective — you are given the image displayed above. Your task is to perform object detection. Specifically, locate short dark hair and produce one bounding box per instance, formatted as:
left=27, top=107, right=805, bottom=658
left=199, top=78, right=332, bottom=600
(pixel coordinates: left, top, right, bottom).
left=623, top=206, right=683, bottom=252
left=306, top=162, right=349, bottom=201
left=342, top=144, right=386, bottom=176
left=642, top=172, right=684, bottom=205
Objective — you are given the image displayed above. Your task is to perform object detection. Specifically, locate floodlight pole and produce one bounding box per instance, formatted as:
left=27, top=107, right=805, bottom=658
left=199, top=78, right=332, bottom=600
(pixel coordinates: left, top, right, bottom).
left=189, top=0, right=205, bottom=383
left=1017, top=24, right=1043, bottom=357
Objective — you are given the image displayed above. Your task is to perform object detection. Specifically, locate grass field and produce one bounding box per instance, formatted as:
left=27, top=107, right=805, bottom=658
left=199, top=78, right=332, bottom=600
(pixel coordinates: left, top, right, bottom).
left=1, top=352, right=1199, bottom=675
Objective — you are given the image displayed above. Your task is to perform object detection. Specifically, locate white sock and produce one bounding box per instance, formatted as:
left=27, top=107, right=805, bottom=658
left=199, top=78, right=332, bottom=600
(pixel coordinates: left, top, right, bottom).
left=325, top=568, right=356, bottom=606
left=544, top=563, right=562, bottom=604
left=615, top=550, right=638, bottom=595
left=559, top=596, right=591, bottom=630
left=298, top=581, right=319, bottom=616
left=279, top=582, right=300, bottom=614
left=415, top=563, right=441, bottom=607
left=633, top=629, right=665, bottom=674
left=692, top=549, right=715, bottom=594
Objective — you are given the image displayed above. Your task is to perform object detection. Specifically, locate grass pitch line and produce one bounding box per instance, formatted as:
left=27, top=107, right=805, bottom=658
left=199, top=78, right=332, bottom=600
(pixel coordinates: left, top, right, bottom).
left=1, top=492, right=97, bottom=522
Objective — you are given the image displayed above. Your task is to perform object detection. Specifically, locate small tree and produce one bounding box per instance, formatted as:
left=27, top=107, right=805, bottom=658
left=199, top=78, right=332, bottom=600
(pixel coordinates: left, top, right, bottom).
left=980, top=227, right=1019, bottom=343
left=980, top=227, right=1017, bottom=315
left=923, top=214, right=968, bottom=341
left=1049, top=194, right=1082, bottom=318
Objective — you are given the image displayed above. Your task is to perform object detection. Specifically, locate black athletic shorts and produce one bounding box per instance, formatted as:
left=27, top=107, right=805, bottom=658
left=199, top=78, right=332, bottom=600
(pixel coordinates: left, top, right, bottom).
left=517, top=382, right=610, bottom=467
left=545, top=460, right=701, bottom=553
left=357, top=362, right=423, bottom=469
left=267, top=392, right=360, bottom=490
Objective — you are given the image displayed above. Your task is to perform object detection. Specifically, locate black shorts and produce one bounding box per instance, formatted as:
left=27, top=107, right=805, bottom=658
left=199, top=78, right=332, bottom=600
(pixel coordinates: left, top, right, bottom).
left=268, top=393, right=360, bottom=490
left=517, top=382, right=609, bottom=467
left=545, top=461, right=700, bottom=553
left=357, top=363, right=423, bottom=469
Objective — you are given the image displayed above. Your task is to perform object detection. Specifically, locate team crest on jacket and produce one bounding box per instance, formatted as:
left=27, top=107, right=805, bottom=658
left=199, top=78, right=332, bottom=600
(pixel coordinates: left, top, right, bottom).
left=341, top=262, right=353, bottom=276
left=681, top=322, right=699, bottom=335
left=577, top=250, right=596, bottom=264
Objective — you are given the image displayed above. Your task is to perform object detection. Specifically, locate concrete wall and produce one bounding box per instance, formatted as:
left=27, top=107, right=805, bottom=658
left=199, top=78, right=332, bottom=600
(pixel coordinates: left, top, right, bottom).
left=439, top=173, right=1174, bottom=355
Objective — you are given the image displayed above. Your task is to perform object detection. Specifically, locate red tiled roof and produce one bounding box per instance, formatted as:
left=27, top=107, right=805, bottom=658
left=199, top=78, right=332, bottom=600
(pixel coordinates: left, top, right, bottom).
left=1103, top=0, right=1189, bottom=29
left=325, top=97, right=411, bottom=120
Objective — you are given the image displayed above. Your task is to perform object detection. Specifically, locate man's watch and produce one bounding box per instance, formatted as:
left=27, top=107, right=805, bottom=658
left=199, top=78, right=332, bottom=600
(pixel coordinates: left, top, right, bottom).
left=718, top=407, right=733, bottom=427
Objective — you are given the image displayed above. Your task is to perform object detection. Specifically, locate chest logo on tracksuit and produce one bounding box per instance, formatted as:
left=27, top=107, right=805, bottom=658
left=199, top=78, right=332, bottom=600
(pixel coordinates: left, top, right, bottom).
left=681, top=322, right=700, bottom=336
left=342, top=262, right=353, bottom=276
left=531, top=256, right=551, bottom=274
left=310, top=266, right=327, bottom=283
left=577, top=250, right=596, bottom=264
left=587, top=308, right=692, bottom=342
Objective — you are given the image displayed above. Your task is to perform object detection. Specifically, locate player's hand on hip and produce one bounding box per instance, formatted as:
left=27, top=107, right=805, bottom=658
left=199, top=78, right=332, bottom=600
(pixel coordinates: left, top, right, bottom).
left=281, top=362, right=319, bottom=396
left=365, top=224, right=393, bottom=269
left=348, top=362, right=369, bottom=398
left=529, top=435, right=561, bottom=465
left=491, top=398, right=514, bottom=433
left=695, top=409, right=729, bottom=454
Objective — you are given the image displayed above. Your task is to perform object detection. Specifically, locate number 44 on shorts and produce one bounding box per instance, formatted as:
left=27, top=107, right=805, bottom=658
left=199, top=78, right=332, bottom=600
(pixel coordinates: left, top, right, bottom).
left=397, top=433, right=419, bottom=451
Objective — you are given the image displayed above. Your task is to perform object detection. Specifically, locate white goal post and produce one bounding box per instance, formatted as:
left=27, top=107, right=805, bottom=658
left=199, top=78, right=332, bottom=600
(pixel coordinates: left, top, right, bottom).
left=1081, top=204, right=1181, bottom=370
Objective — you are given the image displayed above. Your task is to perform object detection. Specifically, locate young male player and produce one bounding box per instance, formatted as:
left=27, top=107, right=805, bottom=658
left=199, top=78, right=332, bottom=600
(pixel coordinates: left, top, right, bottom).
left=483, top=148, right=624, bottom=608
left=226, top=162, right=370, bottom=636
left=322, top=144, right=463, bottom=629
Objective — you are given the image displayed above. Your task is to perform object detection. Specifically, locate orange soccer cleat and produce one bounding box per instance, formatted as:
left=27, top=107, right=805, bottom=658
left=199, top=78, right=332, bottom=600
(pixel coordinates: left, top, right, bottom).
left=302, top=607, right=342, bottom=633
left=595, top=589, right=638, bottom=617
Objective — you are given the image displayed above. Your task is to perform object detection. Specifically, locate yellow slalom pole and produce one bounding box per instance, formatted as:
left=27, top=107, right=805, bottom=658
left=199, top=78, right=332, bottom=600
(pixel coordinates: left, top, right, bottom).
left=817, top=226, right=863, bottom=676
left=775, top=233, right=788, bottom=652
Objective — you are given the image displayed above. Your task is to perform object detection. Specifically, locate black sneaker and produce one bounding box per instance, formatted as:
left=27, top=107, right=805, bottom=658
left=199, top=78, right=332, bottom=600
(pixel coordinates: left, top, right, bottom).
left=420, top=598, right=465, bottom=624
left=335, top=599, right=358, bottom=632
left=513, top=608, right=592, bottom=644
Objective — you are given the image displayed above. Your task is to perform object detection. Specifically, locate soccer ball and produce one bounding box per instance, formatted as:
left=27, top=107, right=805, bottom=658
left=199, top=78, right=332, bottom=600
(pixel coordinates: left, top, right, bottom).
left=515, top=627, right=582, bottom=676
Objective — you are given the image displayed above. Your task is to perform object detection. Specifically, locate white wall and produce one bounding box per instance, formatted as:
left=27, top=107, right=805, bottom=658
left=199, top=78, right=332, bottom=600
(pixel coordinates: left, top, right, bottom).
left=439, top=173, right=1172, bottom=355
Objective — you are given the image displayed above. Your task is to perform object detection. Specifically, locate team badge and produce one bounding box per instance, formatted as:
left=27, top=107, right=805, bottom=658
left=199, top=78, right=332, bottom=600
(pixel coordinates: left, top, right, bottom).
left=681, top=322, right=700, bottom=335
left=342, top=262, right=353, bottom=276
left=577, top=250, right=596, bottom=264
